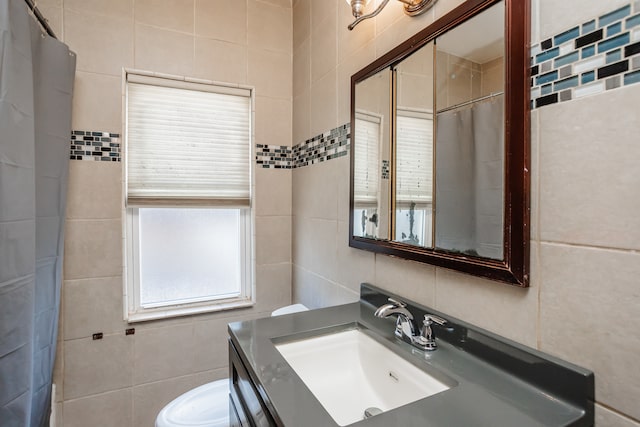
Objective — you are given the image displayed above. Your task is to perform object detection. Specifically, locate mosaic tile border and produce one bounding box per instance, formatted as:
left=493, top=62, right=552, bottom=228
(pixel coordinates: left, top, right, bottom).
left=531, top=2, right=640, bottom=109
left=257, top=124, right=351, bottom=169
left=381, top=160, right=390, bottom=180
left=292, top=124, right=350, bottom=168
left=256, top=144, right=293, bottom=169
left=71, top=126, right=351, bottom=168
left=70, top=131, right=121, bottom=162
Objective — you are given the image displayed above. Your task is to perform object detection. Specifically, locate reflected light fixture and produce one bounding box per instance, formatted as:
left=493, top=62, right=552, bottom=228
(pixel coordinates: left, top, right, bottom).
left=345, top=0, right=438, bottom=30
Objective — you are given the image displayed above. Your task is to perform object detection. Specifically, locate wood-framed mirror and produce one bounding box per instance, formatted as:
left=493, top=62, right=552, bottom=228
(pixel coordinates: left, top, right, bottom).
left=349, top=0, right=530, bottom=286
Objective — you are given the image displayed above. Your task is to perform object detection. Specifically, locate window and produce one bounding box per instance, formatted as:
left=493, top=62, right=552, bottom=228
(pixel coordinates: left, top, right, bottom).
left=353, top=111, right=382, bottom=238
left=124, top=71, right=253, bottom=322
left=396, top=108, right=433, bottom=206
left=353, top=111, right=381, bottom=205
left=395, top=108, right=433, bottom=247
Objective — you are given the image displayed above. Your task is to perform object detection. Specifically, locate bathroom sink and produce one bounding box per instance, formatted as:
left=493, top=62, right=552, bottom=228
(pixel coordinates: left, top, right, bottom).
left=274, top=328, right=451, bottom=426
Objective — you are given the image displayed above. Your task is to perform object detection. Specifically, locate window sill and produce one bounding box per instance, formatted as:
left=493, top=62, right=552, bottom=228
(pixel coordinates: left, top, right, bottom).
left=125, top=297, right=254, bottom=323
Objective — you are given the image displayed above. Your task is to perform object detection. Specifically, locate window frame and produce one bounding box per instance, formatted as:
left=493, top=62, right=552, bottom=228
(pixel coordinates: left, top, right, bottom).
left=353, top=110, right=383, bottom=208
left=395, top=107, right=434, bottom=208
left=122, top=69, right=255, bottom=323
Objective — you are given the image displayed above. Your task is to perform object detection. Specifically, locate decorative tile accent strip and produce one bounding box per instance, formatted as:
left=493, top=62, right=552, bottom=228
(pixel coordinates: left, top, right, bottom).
left=70, top=127, right=351, bottom=168
left=256, top=144, right=293, bottom=169
left=256, top=124, right=351, bottom=169
left=292, top=124, right=350, bottom=168
left=381, top=160, right=390, bottom=179
left=531, top=2, right=640, bottom=109
left=70, top=131, right=121, bottom=162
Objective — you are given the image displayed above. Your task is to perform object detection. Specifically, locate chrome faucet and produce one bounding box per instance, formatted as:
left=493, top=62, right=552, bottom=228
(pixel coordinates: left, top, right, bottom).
left=374, top=298, right=447, bottom=351
left=374, top=298, right=416, bottom=340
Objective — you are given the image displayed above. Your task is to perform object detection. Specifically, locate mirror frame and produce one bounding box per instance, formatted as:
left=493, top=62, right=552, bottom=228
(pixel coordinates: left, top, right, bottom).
left=349, top=0, right=530, bottom=286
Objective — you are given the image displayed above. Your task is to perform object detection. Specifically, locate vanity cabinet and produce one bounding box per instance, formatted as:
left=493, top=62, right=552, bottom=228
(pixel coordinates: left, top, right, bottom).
left=227, top=284, right=594, bottom=427
left=229, top=339, right=279, bottom=427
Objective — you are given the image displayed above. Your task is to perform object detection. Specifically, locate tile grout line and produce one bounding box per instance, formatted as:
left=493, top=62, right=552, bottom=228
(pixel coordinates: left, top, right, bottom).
left=539, top=239, right=640, bottom=254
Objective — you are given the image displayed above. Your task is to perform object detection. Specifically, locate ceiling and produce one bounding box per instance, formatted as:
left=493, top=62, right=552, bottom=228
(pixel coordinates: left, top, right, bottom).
left=436, top=1, right=505, bottom=64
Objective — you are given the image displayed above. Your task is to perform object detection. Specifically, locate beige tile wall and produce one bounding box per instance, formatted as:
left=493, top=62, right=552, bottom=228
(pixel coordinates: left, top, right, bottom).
left=291, top=0, right=640, bottom=425
left=39, top=0, right=640, bottom=424
left=49, top=1, right=293, bottom=426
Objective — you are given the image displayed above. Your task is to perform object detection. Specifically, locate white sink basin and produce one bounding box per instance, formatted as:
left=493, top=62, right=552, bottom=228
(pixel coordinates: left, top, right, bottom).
left=274, top=329, right=451, bottom=426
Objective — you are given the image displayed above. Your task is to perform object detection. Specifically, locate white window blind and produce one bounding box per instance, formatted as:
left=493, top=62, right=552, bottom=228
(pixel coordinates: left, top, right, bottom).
left=354, top=112, right=381, bottom=205
left=396, top=110, right=433, bottom=205
left=126, top=74, right=252, bottom=206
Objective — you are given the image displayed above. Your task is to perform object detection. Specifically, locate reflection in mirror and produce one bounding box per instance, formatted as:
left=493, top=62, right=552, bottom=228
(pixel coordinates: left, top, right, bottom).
left=353, top=68, right=391, bottom=240
left=393, top=41, right=435, bottom=248
left=434, top=0, right=505, bottom=259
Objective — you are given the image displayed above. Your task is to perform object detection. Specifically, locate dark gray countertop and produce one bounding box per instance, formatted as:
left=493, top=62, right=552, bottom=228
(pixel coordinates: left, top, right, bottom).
left=228, top=285, right=594, bottom=427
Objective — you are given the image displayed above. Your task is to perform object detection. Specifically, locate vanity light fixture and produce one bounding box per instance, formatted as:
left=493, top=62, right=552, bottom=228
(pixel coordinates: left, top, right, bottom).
left=345, top=0, right=438, bottom=30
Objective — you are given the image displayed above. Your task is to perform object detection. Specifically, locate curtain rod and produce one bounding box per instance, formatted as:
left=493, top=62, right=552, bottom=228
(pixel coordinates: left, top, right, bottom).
left=24, top=0, right=57, bottom=39
left=436, top=92, right=504, bottom=115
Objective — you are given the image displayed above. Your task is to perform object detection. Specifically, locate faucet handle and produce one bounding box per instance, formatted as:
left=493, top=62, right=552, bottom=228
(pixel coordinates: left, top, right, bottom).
left=387, top=297, right=407, bottom=308
left=423, top=314, right=447, bottom=326
left=416, top=314, right=447, bottom=351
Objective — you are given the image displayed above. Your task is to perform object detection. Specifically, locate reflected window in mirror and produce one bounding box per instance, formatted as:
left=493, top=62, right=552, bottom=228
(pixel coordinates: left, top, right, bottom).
left=353, top=112, right=382, bottom=239
left=353, top=68, right=391, bottom=241
left=395, top=110, right=434, bottom=247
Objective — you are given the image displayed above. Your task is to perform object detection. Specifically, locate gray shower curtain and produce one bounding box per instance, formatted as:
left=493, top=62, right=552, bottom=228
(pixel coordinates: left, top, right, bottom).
left=0, top=1, right=75, bottom=426
left=435, top=96, right=504, bottom=260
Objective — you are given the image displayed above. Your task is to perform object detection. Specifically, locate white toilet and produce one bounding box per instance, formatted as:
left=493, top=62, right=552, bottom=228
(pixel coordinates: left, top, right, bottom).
left=155, top=304, right=309, bottom=427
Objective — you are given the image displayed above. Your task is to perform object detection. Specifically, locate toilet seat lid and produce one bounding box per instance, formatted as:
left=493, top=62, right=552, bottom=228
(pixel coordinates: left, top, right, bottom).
left=156, top=380, right=229, bottom=427
left=271, top=303, right=309, bottom=316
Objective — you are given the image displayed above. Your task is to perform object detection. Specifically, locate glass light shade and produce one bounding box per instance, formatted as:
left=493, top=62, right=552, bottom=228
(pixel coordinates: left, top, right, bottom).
left=346, top=0, right=372, bottom=17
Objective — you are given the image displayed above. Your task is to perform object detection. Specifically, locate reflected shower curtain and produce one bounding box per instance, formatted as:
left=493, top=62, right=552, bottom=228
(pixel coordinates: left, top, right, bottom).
left=0, top=1, right=75, bottom=426
left=435, top=96, right=504, bottom=259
